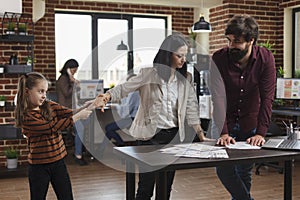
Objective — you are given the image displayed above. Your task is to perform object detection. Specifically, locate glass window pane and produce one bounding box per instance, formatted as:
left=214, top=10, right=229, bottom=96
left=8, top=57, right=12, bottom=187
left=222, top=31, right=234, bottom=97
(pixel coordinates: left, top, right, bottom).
left=133, top=17, right=166, bottom=73
left=55, top=14, right=92, bottom=80
left=98, top=19, right=128, bottom=88
left=295, top=11, right=300, bottom=77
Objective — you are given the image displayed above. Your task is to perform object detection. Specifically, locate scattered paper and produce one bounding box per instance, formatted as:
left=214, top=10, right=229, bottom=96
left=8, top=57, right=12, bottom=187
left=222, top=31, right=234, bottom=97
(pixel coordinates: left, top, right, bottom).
left=175, top=148, right=229, bottom=159
left=160, top=143, right=228, bottom=159
left=226, top=141, right=261, bottom=150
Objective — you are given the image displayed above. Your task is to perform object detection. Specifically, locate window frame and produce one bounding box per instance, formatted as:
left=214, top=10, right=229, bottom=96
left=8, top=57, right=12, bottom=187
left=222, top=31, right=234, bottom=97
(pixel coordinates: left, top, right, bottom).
left=292, top=7, right=300, bottom=77
left=55, top=10, right=167, bottom=80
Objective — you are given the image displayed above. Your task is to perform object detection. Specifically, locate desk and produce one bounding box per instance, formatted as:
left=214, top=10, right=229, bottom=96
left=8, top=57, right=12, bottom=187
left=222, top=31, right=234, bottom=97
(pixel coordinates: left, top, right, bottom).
left=85, top=108, right=136, bottom=156
left=272, top=108, right=300, bottom=124
left=114, top=142, right=300, bottom=200
left=272, top=109, right=300, bottom=117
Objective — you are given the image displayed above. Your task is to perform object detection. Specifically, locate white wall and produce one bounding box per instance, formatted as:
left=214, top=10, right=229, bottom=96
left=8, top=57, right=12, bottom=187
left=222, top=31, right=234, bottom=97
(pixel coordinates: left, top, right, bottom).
left=0, top=0, right=22, bottom=15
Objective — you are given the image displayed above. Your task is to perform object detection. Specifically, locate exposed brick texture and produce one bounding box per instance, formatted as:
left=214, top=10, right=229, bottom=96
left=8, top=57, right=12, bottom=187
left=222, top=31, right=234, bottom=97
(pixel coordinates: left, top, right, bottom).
left=0, top=0, right=299, bottom=166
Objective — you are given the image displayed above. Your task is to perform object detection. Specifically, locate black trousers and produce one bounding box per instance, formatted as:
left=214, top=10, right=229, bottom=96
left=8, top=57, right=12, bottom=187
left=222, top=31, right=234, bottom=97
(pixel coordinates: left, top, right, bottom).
left=135, top=127, right=179, bottom=200
left=28, top=159, right=73, bottom=200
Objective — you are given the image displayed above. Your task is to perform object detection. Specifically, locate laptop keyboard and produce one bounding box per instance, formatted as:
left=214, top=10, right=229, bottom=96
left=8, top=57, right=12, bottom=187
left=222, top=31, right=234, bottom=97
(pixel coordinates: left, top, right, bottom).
left=263, top=138, right=300, bottom=150
left=263, top=139, right=284, bottom=148
left=279, top=140, right=298, bottom=149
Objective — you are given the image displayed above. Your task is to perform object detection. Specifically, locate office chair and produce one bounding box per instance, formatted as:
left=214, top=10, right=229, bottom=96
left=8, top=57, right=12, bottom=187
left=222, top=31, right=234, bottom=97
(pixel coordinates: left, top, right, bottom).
left=255, top=121, right=285, bottom=175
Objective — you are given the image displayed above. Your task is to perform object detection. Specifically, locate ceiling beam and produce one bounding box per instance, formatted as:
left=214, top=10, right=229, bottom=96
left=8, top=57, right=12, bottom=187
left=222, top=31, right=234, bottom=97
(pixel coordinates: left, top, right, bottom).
left=72, top=0, right=222, bottom=8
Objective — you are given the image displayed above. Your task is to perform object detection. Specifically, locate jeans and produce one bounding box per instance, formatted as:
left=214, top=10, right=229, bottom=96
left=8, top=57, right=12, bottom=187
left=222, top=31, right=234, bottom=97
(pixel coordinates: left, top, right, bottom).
left=135, top=127, right=179, bottom=200
left=74, top=118, right=90, bottom=156
left=104, top=117, right=134, bottom=146
left=216, top=124, right=256, bottom=200
left=28, top=159, right=73, bottom=200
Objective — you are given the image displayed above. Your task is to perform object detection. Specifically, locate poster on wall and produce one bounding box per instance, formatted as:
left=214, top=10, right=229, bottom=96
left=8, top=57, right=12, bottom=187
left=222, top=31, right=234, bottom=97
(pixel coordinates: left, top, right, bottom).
left=276, top=78, right=300, bottom=99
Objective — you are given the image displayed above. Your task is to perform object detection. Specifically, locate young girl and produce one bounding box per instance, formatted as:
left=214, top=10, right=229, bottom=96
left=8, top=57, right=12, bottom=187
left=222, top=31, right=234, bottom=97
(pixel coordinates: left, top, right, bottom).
left=14, top=72, right=92, bottom=200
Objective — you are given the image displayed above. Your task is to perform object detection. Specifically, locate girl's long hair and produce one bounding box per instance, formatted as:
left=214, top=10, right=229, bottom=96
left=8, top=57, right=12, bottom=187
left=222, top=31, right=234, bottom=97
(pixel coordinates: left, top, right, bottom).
left=153, top=34, right=188, bottom=82
left=14, top=72, right=52, bottom=127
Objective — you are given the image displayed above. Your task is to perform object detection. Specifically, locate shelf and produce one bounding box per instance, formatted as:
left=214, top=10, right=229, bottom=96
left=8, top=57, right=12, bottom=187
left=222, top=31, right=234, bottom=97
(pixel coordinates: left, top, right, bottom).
left=0, top=34, right=34, bottom=42
left=0, top=165, right=27, bottom=178
left=4, top=65, right=32, bottom=74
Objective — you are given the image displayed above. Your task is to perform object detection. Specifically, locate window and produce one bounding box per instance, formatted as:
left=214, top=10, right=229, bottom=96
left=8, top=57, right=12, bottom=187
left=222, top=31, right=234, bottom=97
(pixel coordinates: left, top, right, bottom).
left=132, top=17, right=166, bottom=74
left=98, top=19, right=128, bottom=87
left=293, top=8, right=300, bottom=77
left=55, top=12, right=167, bottom=88
left=55, top=13, right=92, bottom=80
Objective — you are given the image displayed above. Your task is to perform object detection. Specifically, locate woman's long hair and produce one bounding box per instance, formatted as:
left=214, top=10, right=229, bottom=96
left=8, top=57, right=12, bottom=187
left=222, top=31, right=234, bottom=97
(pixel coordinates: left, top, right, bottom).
left=14, top=72, right=52, bottom=127
left=153, top=34, right=188, bottom=82
left=59, top=59, right=79, bottom=76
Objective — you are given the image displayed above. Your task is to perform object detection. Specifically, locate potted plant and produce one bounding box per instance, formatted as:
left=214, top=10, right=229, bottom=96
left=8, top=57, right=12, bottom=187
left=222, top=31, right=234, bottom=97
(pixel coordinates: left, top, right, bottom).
left=6, top=22, right=16, bottom=34
left=258, top=40, right=284, bottom=108
left=18, top=23, right=27, bottom=35
left=109, top=83, right=115, bottom=89
left=4, top=146, right=19, bottom=169
left=0, top=95, right=6, bottom=106
left=188, top=27, right=197, bottom=53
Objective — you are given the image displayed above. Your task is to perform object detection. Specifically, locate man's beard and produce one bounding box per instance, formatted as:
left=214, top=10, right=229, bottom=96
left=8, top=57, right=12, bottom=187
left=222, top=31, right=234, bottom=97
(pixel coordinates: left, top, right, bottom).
left=229, top=45, right=249, bottom=63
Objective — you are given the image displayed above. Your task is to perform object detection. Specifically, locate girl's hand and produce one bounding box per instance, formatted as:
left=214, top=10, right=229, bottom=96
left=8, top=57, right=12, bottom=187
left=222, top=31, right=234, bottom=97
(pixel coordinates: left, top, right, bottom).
left=73, top=108, right=92, bottom=122
left=84, top=100, right=94, bottom=108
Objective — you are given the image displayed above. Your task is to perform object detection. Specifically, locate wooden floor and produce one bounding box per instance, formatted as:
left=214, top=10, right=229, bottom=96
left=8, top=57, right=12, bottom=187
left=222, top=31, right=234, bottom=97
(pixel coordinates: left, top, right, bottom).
left=1, top=153, right=300, bottom=200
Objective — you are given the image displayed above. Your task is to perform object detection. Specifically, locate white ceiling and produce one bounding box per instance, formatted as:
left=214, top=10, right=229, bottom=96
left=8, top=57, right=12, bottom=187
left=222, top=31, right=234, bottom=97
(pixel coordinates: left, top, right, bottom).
left=76, top=0, right=223, bottom=8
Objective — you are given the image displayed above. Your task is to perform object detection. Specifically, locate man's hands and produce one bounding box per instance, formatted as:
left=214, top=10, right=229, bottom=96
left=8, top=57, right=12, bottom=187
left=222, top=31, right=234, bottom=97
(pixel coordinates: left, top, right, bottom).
left=246, top=135, right=265, bottom=146
left=217, top=134, right=265, bottom=146
left=217, top=134, right=236, bottom=146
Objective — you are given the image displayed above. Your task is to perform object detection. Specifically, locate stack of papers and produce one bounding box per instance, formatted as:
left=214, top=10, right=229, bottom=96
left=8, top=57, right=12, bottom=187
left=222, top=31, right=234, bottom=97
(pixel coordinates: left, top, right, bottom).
left=160, top=143, right=229, bottom=159
left=226, top=142, right=261, bottom=150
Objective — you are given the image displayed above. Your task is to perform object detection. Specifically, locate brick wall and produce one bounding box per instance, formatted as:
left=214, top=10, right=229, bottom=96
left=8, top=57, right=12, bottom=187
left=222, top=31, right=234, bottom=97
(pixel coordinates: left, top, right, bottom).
left=0, top=0, right=194, bottom=166
left=0, top=139, right=28, bottom=167
left=208, top=0, right=300, bottom=130
left=0, top=0, right=300, bottom=166
left=209, top=0, right=284, bottom=68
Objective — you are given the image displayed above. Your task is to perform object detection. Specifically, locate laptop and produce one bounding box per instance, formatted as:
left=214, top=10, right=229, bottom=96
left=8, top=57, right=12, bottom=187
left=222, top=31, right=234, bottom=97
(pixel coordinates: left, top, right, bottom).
left=262, top=138, right=300, bottom=151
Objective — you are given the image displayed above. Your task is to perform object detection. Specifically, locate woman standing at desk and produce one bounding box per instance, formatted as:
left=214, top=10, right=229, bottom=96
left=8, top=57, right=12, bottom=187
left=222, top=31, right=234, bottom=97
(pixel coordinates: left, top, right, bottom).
left=95, top=34, right=206, bottom=200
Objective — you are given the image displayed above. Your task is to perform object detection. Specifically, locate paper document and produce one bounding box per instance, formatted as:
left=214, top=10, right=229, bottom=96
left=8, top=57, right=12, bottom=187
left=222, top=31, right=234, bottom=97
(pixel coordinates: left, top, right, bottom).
left=226, top=141, right=261, bottom=150
left=160, top=143, right=228, bottom=159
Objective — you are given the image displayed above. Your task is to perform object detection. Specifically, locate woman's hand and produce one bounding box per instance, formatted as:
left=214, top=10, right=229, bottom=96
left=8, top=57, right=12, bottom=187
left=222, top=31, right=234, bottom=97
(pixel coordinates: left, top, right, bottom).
left=196, top=130, right=215, bottom=142
left=193, top=125, right=212, bottom=142
left=67, top=68, right=79, bottom=84
left=94, top=93, right=111, bottom=112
